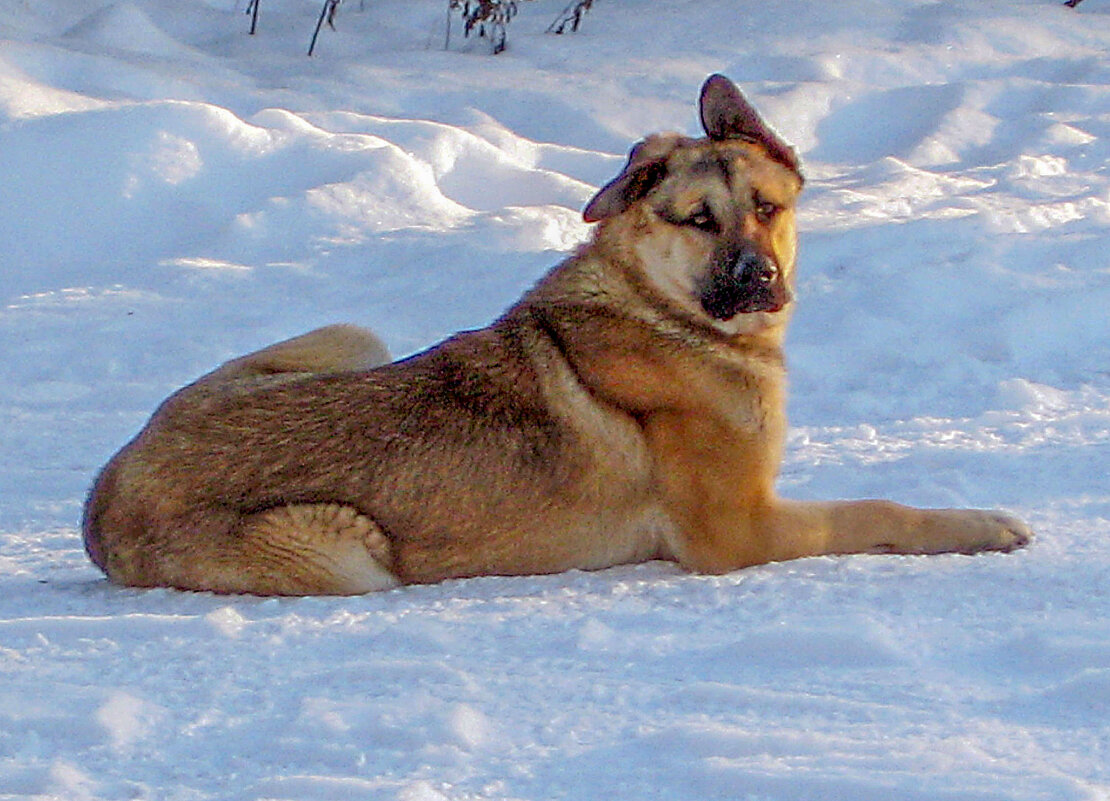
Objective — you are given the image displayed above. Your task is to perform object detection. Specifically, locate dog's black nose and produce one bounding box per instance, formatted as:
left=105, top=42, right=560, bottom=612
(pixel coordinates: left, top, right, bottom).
left=734, top=253, right=778, bottom=288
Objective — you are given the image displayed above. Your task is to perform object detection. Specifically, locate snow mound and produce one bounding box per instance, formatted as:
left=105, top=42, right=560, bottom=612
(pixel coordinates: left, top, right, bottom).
left=64, top=1, right=200, bottom=58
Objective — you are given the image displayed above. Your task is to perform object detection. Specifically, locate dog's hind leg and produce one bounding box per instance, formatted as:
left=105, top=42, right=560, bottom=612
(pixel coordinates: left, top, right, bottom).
left=205, top=503, right=400, bottom=596
left=130, top=503, right=401, bottom=596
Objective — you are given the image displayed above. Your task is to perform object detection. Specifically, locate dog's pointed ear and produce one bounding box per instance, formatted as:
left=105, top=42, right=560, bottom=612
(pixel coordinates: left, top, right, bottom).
left=583, top=134, right=685, bottom=223
left=699, top=74, right=802, bottom=178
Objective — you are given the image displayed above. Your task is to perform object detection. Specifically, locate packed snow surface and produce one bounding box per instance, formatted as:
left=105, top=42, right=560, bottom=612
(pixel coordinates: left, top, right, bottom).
left=1, top=0, right=1109, bottom=799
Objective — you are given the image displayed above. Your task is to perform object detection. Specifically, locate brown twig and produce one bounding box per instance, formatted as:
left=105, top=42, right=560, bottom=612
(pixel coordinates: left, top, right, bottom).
left=547, top=0, right=595, bottom=34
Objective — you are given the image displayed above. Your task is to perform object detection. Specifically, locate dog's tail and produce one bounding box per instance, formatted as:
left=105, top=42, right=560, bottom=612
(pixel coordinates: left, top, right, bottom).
left=195, top=324, right=392, bottom=388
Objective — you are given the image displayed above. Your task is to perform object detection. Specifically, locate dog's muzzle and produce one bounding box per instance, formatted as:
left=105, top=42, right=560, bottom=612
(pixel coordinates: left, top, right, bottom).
left=700, top=248, right=792, bottom=320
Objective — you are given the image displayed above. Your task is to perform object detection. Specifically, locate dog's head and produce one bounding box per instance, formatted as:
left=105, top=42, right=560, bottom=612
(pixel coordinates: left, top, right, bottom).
left=584, top=75, right=803, bottom=336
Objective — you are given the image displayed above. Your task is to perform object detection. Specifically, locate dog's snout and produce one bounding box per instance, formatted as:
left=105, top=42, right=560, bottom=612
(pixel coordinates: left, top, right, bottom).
left=700, top=246, right=790, bottom=321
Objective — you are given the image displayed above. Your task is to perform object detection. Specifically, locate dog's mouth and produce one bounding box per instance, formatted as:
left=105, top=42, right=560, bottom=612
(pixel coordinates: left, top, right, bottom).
left=700, top=251, right=791, bottom=320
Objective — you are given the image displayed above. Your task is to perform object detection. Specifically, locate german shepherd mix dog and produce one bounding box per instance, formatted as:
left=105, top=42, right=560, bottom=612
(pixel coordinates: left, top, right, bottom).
left=83, top=75, right=1032, bottom=595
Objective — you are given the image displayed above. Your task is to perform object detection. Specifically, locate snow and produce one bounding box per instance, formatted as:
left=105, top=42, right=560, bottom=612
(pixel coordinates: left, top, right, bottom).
left=1, top=0, right=1108, bottom=798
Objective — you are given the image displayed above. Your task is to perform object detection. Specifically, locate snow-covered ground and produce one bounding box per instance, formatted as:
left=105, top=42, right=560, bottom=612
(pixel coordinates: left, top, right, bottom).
left=2, top=0, right=1109, bottom=798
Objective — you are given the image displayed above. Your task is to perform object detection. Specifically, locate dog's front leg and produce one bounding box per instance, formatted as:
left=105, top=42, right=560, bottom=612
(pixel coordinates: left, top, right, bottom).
left=761, top=499, right=1032, bottom=559
left=667, top=496, right=1032, bottom=574
left=646, top=411, right=1031, bottom=574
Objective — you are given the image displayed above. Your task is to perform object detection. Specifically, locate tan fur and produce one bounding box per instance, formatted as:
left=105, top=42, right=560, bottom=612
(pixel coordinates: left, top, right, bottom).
left=201, top=324, right=391, bottom=385
left=83, top=75, right=1031, bottom=595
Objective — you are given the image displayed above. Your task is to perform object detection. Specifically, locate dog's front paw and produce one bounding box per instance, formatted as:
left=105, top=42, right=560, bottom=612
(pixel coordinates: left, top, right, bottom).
left=960, top=510, right=1033, bottom=554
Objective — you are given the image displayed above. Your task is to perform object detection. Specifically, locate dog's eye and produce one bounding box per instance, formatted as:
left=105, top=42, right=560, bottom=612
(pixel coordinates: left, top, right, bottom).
left=754, top=198, right=779, bottom=222
left=686, top=208, right=719, bottom=233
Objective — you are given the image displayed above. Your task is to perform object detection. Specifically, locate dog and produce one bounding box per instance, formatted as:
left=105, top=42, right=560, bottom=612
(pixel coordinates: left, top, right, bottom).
left=82, top=74, right=1031, bottom=595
